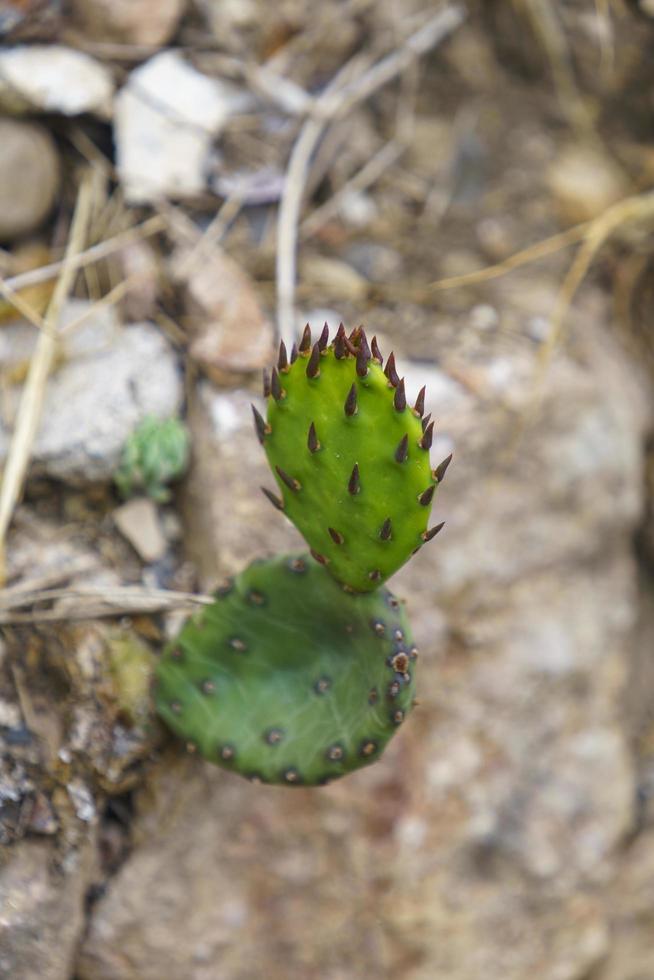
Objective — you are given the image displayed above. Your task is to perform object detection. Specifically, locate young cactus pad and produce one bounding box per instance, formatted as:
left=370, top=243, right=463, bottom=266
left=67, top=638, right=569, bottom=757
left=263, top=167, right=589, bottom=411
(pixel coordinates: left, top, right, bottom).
left=257, top=324, right=449, bottom=593
left=155, top=553, right=417, bottom=786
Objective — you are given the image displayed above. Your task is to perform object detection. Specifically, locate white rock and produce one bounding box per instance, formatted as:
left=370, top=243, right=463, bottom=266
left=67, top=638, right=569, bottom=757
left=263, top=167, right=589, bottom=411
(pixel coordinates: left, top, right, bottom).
left=0, top=304, right=183, bottom=484
left=0, top=46, right=113, bottom=117
left=115, top=50, right=247, bottom=203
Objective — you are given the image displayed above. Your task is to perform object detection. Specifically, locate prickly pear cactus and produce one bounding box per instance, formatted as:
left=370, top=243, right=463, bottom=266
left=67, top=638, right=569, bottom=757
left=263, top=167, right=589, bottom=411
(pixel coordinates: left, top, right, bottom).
left=255, top=324, right=450, bottom=593
left=155, top=553, right=417, bottom=786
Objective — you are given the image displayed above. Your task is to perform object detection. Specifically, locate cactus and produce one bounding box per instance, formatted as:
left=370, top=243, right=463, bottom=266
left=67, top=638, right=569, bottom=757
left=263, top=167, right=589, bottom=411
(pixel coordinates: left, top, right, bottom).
left=115, top=415, right=190, bottom=503
left=256, top=324, right=449, bottom=593
left=155, top=322, right=452, bottom=786
left=155, top=552, right=417, bottom=786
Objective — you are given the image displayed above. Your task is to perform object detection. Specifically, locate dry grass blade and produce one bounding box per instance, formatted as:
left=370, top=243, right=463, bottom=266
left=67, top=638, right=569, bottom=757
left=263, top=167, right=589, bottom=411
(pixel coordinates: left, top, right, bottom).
left=502, top=188, right=654, bottom=458
left=539, top=189, right=654, bottom=362
left=428, top=222, right=590, bottom=292
left=0, top=174, right=95, bottom=581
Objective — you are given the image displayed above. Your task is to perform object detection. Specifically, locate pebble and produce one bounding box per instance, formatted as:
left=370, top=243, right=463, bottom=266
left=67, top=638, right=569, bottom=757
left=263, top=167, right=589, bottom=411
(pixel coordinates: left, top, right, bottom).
left=113, top=498, right=168, bottom=564
left=299, top=255, right=368, bottom=301
left=469, top=303, right=499, bottom=332
left=0, top=119, right=59, bottom=241
left=548, top=143, right=629, bottom=225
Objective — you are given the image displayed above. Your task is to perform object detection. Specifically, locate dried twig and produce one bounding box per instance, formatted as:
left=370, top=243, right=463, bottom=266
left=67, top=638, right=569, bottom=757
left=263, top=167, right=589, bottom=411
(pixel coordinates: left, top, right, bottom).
left=300, top=140, right=405, bottom=239
left=0, top=174, right=95, bottom=580
left=276, top=3, right=466, bottom=347
left=0, top=585, right=213, bottom=624
left=3, top=557, right=97, bottom=596
left=3, top=215, right=165, bottom=295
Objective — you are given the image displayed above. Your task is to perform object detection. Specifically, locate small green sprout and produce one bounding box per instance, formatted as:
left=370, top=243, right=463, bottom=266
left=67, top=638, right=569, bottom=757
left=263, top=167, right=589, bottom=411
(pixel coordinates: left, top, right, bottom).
left=114, top=416, right=190, bottom=503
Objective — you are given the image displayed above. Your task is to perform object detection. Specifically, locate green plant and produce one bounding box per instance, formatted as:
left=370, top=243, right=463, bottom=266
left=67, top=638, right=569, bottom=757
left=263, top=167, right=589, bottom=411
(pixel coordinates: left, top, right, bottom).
left=155, top=325, right=451, bottom=786
left=258, top=323, right=448, bottom=592
left=156, top=552, right=416, bottom=786
left=114, top=415, right=190, bottom=503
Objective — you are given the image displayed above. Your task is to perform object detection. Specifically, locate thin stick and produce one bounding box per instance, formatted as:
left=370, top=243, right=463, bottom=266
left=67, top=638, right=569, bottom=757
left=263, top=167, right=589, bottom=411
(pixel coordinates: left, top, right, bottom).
left=2, top=557, right=97, bottom=595
left=3, top=215, right=165, bottom=295
left=276, top=3, right=466, bottom=348
left=175, top=193, right=244, bottom=277
left=0, top=585, right=213, bottom=610
left=0, top=175, right=94, bottom=574
left=314, top=4, right=466, bottom=122
left=0, top=585, right=213, bottom=624
left=276, top=58, right=363, bottom=348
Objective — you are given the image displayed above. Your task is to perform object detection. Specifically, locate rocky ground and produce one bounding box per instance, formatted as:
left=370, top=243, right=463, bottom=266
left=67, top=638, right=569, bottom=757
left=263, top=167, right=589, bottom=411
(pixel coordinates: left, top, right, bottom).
left=1, top=2, right=654, bottom=978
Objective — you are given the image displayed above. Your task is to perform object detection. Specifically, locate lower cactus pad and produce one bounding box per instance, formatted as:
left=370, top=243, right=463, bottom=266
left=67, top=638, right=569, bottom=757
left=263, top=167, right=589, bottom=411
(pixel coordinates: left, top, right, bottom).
left=154, top=553, right=417, bottom=786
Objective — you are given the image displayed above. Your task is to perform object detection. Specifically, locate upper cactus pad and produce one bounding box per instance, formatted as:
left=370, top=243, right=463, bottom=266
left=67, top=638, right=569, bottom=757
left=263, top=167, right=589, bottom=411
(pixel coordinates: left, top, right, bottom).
left=155, top=552, right=417, bottom=786
left=256, top=324, right=449, bottom=592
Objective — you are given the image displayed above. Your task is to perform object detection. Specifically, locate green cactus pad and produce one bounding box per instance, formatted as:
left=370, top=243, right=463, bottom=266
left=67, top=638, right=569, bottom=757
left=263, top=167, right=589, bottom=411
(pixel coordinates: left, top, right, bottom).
left=154, top=553, right=417, bottom=786
left=257, top=325, right=448, bottom=593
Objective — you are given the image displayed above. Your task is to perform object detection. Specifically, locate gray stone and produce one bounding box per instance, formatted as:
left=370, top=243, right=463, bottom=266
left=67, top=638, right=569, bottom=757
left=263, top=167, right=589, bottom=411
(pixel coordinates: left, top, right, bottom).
left=0, top=119, right=60, bottom=242
left=0, top=302, right=183, bottom=484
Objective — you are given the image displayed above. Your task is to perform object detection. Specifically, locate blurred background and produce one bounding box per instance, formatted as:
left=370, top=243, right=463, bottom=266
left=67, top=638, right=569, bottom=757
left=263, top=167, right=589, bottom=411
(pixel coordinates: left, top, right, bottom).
left=1, top=1, right=654, bottom=978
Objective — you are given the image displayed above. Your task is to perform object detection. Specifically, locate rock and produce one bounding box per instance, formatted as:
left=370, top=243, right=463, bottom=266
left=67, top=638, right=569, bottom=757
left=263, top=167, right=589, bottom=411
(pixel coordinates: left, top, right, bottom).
left=0, top=300, right=183, bottom=484
left=0, top=836, right=96, bottom=980
left=548, top=143, right=630, bottom=225
left=113, top=498, right=168, bottom=564
left=68, top=0, right=187, bottom=46
left=115, top=50, right=248, bottom=204
left=79, top=305, right=652, bottom=979
left=173, top=246, right=274, bottom=381
left=0, top=119, right=60, bottom=242
left=0, top=45, right=113, bottom=116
